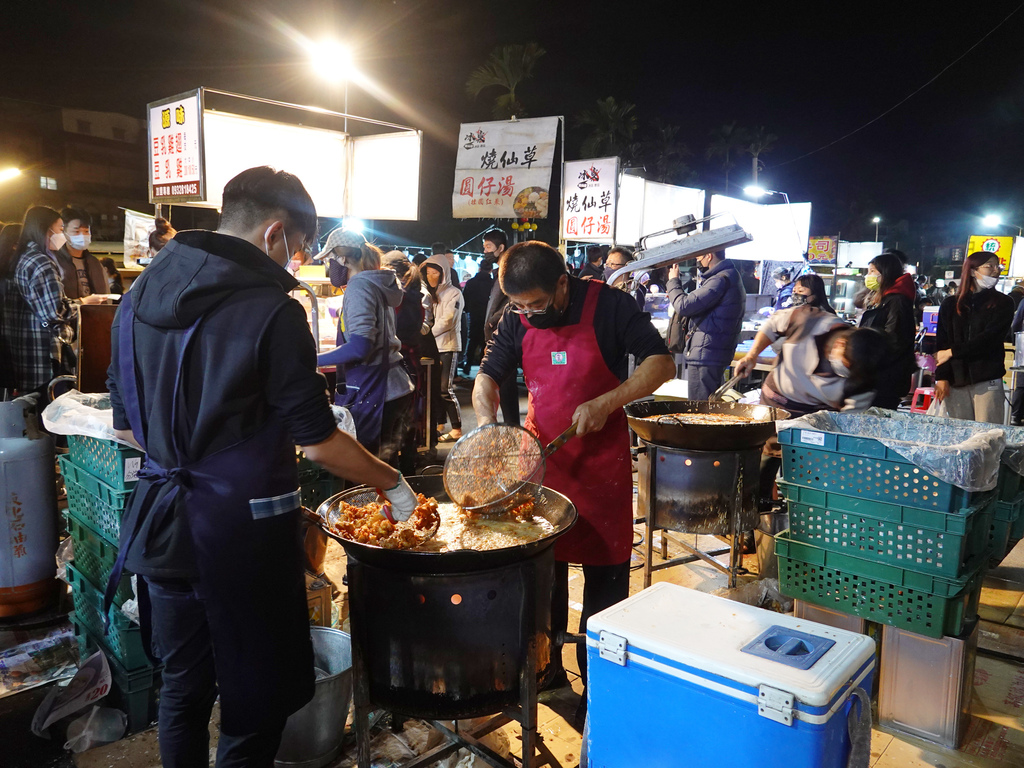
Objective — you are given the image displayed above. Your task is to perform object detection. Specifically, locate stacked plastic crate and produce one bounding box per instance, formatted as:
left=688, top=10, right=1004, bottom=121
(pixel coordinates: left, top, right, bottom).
left=60, top=435, right=158, bottom=732
left=774, top=420, right=1002, bottom=640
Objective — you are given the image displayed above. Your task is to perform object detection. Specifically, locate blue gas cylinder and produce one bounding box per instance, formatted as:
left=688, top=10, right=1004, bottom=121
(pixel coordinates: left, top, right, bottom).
left=0, top=398, right=58, bottom=617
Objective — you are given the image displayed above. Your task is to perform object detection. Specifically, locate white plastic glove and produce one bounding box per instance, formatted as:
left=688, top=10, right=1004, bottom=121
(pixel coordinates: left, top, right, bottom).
left=381, top=474, right=417, bottom=523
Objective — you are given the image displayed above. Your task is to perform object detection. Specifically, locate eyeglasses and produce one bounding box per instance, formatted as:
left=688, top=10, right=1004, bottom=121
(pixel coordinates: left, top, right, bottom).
left=509, top=296, right=553, bottom=316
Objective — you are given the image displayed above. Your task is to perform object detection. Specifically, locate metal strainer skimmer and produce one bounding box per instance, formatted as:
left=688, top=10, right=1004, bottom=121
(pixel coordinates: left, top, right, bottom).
left=442, top=424, right=548, bottom=516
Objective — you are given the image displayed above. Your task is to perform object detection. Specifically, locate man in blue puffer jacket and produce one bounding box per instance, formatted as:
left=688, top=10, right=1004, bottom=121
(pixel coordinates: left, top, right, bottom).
left=667, top=251, right=746, bottom=399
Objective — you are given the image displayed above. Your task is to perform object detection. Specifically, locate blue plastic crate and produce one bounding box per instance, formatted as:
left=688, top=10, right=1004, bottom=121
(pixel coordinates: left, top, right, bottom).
left=778, top=427, right=985, bottom=513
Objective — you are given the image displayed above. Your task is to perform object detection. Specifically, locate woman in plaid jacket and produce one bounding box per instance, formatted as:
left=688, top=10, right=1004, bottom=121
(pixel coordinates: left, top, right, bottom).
left=0, top=206, right=75, bottom=397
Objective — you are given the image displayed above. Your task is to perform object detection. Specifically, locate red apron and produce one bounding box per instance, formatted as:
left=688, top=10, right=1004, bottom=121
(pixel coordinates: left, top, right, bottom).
left=521, top=280, right=633, bottom=565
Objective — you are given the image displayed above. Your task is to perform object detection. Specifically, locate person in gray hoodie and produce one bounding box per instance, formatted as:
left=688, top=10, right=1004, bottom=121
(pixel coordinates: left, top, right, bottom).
left=422, top=254, right=465, bottom=441
left=318, top=242, right=414, bottom=464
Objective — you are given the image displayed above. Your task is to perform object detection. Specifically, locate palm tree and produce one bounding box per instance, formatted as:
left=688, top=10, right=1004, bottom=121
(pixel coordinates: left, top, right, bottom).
left=576, top=97, right=638, bottom=158
left=746, top=126, right=778, bottom=186
left=706, top=121, right=749, bottom=193
left=641, top=119, right=692, bottom=185
left=465, top=43, right=546, bottom=119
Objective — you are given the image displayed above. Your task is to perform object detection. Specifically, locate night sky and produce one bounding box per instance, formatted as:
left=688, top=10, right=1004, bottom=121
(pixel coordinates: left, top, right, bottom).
left=5, top=0, right=1024, bottom=252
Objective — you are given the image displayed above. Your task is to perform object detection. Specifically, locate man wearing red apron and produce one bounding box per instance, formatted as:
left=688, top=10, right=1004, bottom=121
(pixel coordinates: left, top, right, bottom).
left=473, top=241, right=674, bottom=721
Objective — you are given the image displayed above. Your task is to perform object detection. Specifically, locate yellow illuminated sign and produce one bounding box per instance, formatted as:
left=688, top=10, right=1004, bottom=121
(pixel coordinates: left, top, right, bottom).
left=966, top=234, right=1013, bottom=273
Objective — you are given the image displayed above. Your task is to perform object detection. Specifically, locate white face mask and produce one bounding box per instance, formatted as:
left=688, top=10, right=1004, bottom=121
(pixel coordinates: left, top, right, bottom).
left=830, top=352, right=850, bottom=378
left=975, top=273, right=998, bottom=290
left=67, top=233, right=91, bottom=251
left=49, top=232, right=66, bottom=252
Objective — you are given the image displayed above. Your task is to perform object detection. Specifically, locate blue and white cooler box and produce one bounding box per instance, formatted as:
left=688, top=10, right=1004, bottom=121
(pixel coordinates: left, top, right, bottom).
left=586, top=584, right=875, bottom=768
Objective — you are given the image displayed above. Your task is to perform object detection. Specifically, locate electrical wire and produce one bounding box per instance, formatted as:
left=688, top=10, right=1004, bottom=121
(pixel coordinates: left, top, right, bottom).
left=769, top=2, right=1024, bottom=170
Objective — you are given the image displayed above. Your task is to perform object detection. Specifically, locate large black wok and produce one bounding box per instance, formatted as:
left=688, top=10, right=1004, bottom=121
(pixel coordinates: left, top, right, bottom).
left=315, top=474, right=577, bottom=573
left=625, top=399, right=790, bottom=451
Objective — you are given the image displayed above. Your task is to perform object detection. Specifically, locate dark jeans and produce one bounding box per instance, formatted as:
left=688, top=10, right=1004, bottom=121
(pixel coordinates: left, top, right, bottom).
left=438, top=351, right=461, bottom=430
left=146, top=577, right=288, bottom=768
left=379, top=392, right=413, bottom=468
left=463, top=320, right=486, bottom=372
left=551, top=560, right=631, bottom=687
left=499, top=372, right=521, bottom=426
left=1012, top=384, right=1024, bottom=425
left=685, top=363, right=726, bottom=400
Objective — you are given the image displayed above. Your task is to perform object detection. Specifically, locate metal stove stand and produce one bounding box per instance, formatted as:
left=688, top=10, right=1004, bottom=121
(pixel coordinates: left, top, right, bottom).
left=638, top=441, right=760, bottom=589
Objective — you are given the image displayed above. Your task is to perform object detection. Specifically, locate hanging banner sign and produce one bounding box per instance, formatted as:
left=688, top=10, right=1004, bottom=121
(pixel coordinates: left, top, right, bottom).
left=966, top=234, right=1013, bottom=274
left=147, top=89, right=205, bottom=203
left=451, top=116, right=558, bottom=219
left=560, top=157, right=618, bottom=243
left=807, top=236, right=837, bottom=264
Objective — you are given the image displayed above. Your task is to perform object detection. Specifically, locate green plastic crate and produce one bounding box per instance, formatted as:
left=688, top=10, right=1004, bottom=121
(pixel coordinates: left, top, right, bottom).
left=778, top=427, right=986, bottom=513
left=60, top=458, right=130, bottom=546
left=69, top=612, right=159, bottom=733
left=65, top=511, right=133, bottom=607
left=66, top=435, right=143, bottom=492
left=779, top=480, right=994, bottom=577
left=776, top=531, right=984, bottom=639
left=59, top=456, right=133, bottom=509
left=297, top=454, right=345, bottom=512
left=991, top=493, right=1024, bottom=563
left=66, top=561, right=150, bottom=671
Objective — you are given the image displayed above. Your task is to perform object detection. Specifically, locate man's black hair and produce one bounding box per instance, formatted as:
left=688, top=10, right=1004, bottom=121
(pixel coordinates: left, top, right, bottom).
left=482, top=228, right=507, bottom=249
left=586, top=245, right=603, bottom=264
left=60, top=207, right=91, bottom=227
left=499, top=240, right=568, bottom=296
left=431, top=241, right=448, bottom=255
left=607, top=245, right=633, bottom=260
left=412, top=251, right=428, bottom=266
left=218, top=166, right=318, bottom=244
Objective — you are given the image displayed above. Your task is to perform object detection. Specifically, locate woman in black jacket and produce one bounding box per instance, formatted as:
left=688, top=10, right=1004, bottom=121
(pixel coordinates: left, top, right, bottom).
left=858, top=251, right=917, bottom=409
left=934, top=251, right=1014, bottom=423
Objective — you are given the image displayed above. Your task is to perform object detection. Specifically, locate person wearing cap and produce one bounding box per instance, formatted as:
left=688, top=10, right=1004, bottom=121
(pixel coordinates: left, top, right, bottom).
left=316, top=229, right=414, bottom=463
left=772, top=267, right=793, bottom=310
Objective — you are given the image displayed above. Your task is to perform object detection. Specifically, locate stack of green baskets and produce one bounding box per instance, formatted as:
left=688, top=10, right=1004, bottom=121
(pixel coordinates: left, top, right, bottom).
left=61, top=435, right=159, bottom=732
left=775, top=421, right=1000, bottom=640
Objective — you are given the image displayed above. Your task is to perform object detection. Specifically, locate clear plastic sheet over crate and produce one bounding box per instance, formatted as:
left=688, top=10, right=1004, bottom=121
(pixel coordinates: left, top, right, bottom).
left=862, top=407, right=1024, bottom=477
left=778, top=409, right=1006, bottom=492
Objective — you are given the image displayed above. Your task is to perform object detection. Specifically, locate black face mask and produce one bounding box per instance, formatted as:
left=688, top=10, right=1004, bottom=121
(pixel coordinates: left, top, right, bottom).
left=330, top=262, right=349, bottom=288
left=696, top=262, right=710, bottom=274
left=789, top=294, right=811, bottom=307
left=527, top=302, right=565, bottom=330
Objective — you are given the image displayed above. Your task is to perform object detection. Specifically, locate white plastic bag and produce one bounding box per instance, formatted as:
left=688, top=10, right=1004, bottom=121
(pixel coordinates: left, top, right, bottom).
left=41, top=391, right=130, bottom=445
left=64, top=706, right=126, bottom=752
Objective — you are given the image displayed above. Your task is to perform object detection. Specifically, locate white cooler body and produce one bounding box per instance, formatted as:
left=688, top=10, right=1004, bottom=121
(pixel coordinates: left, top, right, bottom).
left=586, top=583, right=875, bottom=768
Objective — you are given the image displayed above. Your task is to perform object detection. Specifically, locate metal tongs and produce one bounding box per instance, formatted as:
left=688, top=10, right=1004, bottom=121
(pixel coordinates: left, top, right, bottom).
left=709, top=373, right=746, bottom=403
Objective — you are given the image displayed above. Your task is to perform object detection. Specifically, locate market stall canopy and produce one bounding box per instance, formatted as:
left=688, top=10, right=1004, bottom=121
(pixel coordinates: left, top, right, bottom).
left=710, top=193, right=811, bottom=262
left=616, top=176, right=705, bottom=247
left=147, top=88, right=421, bottom=220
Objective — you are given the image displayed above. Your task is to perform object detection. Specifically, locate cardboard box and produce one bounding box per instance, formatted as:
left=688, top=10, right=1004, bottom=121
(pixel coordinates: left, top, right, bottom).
left=306, top=572, right=333, bottom=627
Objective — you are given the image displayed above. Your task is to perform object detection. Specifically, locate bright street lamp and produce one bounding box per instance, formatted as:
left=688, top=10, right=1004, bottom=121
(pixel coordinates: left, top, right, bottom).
left=872, top=216, right=881, bottom=242
left=982, top=213, right=1023, bottom=236
left=743, top=185, right=790, bottom=204
left=310, top=39, right=355, bottom=132
left=0, top=167, right=21, bottom=183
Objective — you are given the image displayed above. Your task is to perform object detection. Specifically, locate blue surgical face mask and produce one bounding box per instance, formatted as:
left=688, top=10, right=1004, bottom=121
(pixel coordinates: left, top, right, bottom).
left=830, top=353, right=850, bottom=378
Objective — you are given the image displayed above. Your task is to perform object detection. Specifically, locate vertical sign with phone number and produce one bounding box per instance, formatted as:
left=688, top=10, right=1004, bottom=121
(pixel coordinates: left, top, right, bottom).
left=147, top=89, right=205, bottom=204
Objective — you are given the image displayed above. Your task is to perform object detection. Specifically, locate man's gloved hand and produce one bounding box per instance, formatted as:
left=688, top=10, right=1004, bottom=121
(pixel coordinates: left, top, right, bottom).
left=381, top=474, right=417, bottom=523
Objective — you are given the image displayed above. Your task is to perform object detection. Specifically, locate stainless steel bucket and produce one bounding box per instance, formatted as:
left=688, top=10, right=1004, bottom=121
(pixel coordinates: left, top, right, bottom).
left=754, top=509, right=789, bottom=580
left=275, top=627, right=353, bottom=768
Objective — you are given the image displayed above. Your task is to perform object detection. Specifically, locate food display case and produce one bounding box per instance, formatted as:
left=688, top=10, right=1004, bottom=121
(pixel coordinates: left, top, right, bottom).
left=832, top=268, right=866, bottom=319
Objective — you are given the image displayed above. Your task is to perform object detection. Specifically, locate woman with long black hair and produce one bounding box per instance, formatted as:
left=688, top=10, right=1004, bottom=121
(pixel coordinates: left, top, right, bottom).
left=0, top=207, right=75, bottom=397
left=791, top=273, right=836, bottom=314
left=858, top=251, right=917, bottom=409
left=934, top=251, right=1014, bottom=423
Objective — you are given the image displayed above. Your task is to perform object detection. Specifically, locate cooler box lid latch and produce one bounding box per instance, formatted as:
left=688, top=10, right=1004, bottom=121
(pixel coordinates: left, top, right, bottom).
left=598, top=631, right=627, bottom=666
left=758, top=685, right=794, bottom=726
